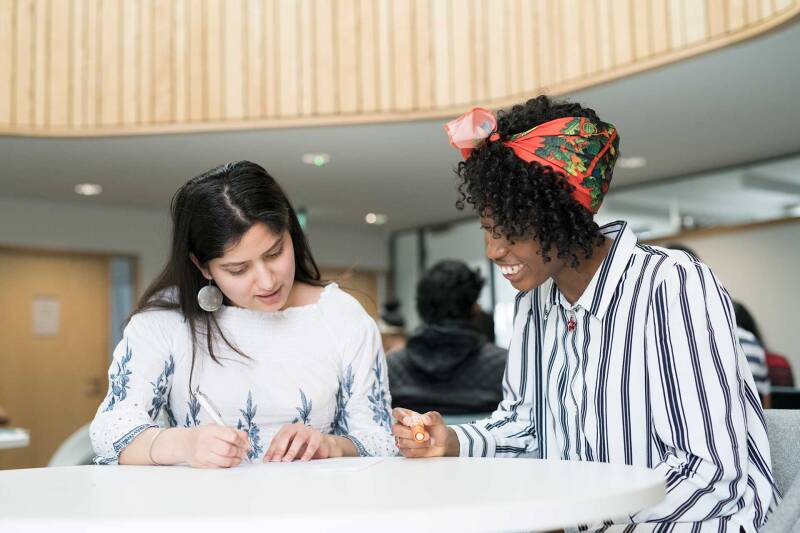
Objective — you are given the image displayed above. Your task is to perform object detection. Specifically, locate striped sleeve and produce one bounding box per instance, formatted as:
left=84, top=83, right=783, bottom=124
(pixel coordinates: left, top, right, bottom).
left=737, top=328, right=770, bottom=398
left=636, top=262, right=752, bottom=524
left=453, top=291, right=537, bottom=458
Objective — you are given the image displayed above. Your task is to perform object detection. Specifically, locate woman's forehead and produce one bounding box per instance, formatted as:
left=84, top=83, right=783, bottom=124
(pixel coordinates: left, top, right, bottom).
left=221, top=223, right=286, bottom=258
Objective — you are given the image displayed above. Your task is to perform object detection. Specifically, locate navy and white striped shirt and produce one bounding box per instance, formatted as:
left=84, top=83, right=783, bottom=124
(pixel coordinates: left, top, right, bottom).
left=453, top=221, right=779, bottom=532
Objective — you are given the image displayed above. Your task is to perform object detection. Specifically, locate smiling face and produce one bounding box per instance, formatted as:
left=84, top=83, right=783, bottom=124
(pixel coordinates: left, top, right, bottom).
left=481, top=215, right=566, bottom=292
left=193, top=222, right=296, bottom=311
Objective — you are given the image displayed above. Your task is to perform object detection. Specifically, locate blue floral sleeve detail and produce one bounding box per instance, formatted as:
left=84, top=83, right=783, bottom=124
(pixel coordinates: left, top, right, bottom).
left=112, top=423, right=155, bottom=454
left=367, top=352, right=392, bottom=429
left=293, top=389, right=313, bottom=425
left=103, top=340, right=133, bottom=412
left=147, top=354, right=175, bottom=421
left=332, top=363, right=355, bottom=436
left=343, top=435, right=371, bottom=457
left=185, top=394, right=201, bottom=427
left=93, top=423, right=157, bottom=465
left=236, top=391, right=263, bottom=460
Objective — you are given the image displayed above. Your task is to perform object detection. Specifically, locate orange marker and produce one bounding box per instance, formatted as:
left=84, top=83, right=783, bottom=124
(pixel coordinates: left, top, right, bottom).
left=411, top=423, right=426, bottom=442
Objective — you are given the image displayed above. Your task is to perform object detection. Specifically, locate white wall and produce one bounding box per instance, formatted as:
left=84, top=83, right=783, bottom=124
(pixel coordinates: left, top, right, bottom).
left=663, top=220, right=800, bottom=384
left=0, top=196, right=389, bottom=296
left=0, top=197, right=169, bottom=293
left=304, top=225, right=389, bottom=272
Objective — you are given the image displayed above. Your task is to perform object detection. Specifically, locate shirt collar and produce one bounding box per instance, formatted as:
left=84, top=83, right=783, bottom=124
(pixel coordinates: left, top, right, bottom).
left=543, top=220, right=637, bottom=321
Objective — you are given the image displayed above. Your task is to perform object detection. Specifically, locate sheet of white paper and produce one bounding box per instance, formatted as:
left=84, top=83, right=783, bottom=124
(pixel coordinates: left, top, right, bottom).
left=253, top=457, right=384, bottom=472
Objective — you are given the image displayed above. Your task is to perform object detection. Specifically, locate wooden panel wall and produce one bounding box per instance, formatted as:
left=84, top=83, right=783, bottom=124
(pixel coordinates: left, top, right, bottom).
left=1, top=0, right=798, bottom=136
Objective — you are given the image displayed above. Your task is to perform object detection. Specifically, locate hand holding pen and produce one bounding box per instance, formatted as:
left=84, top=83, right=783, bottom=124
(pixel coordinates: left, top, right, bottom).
left=180, top=388, right=251, bottom=468
left=391, top=407, right=459, bottom=458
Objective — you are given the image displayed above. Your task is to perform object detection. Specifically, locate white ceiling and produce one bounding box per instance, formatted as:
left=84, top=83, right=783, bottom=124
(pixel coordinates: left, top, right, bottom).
left=1, top=20, right=799, bottom=232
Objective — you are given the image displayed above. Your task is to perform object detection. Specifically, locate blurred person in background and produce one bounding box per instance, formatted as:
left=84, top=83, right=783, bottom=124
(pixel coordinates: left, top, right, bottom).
left=388, top=260, right=506, bottom=415
left=378, top=300, right=407, bottom=355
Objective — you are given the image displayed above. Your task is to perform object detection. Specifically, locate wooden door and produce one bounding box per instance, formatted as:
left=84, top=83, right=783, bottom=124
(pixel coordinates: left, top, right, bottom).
left=0, top=249, right=110, bottom=469
left=320, top=268, right=380, bottom=320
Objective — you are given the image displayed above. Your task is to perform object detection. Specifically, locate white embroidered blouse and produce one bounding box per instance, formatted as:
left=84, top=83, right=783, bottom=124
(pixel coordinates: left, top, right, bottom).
left=90, top=283, right=397, bottom=463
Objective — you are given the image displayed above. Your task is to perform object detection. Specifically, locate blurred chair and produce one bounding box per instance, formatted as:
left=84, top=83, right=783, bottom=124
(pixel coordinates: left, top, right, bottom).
left=764, top=410, right=800, bottom=495
left=761, top=409, right=800, bottom=533
left=48, top=422, right=94, bottom=467
left=762, top=477, right=800, bottom=533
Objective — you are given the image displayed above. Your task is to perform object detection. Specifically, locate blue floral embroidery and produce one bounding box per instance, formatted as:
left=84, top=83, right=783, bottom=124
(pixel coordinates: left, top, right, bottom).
left=112, top=423, right=154, bottom=454
left=103, top=340, right=133, bottom=412
left=148, top=355, right=175, bottom=421
left=344, top=435, right=371, bottom=457
left=236, top=391, right=263, bottom=460
left=332, top=363, right=354, bottom=436
left=164, top=402, right=178, bottom=427
left=367, top=352, right=391, bottom=429
left=185, top=394, right=201, bottom=427
left=293, top=389, right=313, bottom=425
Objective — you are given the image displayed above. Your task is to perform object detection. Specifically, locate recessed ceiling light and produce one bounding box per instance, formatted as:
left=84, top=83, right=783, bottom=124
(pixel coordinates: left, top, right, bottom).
left=75, top=183, right=103, bottom=196
left=301, top=153, right=330, bottom=167
left=617, top=156, right=647, bottom=169
left=365, top=213, right=388, bottom=225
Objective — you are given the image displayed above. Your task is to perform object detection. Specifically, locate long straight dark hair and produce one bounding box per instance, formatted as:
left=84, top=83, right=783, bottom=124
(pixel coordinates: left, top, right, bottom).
left=132, top=161, right=325, bottom=382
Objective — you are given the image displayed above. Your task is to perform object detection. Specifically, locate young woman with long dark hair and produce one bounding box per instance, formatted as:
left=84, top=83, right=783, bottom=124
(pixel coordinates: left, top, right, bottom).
left=91, top=161, right=395, bottom=467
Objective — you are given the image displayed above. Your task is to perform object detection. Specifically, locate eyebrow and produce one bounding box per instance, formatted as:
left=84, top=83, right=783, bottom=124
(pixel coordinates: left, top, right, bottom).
left=220, top=237, right=284, bottom=268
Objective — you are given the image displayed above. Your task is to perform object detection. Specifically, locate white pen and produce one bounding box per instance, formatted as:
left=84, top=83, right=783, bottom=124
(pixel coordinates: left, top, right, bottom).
left=194, top=388, right=226, bottom=426
left=195, top=387, right=253, bottom=462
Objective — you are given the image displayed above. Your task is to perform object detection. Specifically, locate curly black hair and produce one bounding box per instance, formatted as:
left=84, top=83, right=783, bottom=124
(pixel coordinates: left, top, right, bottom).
left=416, top=260, right=484, bottom=324
left=455, top=95, right=614, bottom=267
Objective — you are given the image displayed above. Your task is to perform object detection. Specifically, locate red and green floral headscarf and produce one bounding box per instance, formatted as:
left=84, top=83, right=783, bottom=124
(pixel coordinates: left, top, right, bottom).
left=445, top=107, right=619, bottom=213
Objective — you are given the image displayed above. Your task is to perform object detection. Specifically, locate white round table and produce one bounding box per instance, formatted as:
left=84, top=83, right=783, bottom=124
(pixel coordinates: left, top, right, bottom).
left=0, top=428, right=29, bottom=450
left=0, top=457, right=664, bottom=532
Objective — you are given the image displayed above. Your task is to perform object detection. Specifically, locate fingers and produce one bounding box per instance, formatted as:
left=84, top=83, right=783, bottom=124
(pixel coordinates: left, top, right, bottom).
left=209, top=426, right=251, bottom=451
left=397, top=445, right=437, bottom=459
left=210, top=438, right=247, bottom=460
left=201, top=450, right=244, bottom=469
left=421, top=411, right=444, bottom=426
left=208, top=427, right=249, bottom=459
left=283, top=430, right=310, bottom=462
left=396, top=435, right=432, bottom=449
left=392, top=407, right=417, bottom=423
left=264, top=424, right=300, bottom=462
left=392, top=409, right=443, bottom=444
left=300, top=432, right=323, bottom=462
left=392, top=422, right=413, bottom=440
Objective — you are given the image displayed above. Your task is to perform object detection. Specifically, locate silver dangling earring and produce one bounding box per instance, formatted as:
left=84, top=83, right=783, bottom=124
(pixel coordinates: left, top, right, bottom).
left=197, top=279, right=223, bottom=312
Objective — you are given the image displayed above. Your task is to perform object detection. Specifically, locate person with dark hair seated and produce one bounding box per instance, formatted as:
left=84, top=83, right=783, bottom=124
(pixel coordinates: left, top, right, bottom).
left=733, top=300, right=794, bottom=390
left=388, top=260, right=507, bottom=415
left=392, top=96, right=778, bottom=532
left=732, top=301, right=772, bottom=407
left=470, top=304, right=496, bottom=343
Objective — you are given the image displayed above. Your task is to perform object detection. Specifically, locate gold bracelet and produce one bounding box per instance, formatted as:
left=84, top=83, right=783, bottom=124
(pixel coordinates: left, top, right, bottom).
left=147, top=428, right=167, bottom=466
